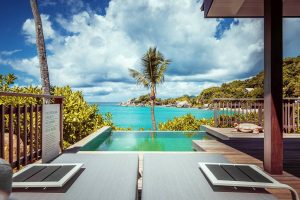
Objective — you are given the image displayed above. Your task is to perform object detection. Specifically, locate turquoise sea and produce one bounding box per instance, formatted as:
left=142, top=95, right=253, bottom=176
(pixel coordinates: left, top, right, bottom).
left=93, top=102, right=214, bottom=130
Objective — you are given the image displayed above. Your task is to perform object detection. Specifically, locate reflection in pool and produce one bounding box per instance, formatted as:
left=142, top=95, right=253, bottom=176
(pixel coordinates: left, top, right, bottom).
left=80, top=131, right=212, bottom=151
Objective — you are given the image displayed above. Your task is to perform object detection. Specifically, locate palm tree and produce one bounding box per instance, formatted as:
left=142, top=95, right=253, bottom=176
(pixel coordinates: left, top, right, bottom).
left=129, top=47, right=170, bottom=130
left=30, top=0, right=51, bottom=103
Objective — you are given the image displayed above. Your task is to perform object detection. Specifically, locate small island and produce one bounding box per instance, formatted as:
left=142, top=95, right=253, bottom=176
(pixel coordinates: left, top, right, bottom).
left=119, top=94, right=210, bottom=109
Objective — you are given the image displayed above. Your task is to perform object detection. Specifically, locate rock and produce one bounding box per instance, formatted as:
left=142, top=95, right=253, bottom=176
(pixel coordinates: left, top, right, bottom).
left=202, top=104, right=209, bottom=108
left=4, top=133, right=25, bottom=161
left=176, top=101, right=190, bottom=108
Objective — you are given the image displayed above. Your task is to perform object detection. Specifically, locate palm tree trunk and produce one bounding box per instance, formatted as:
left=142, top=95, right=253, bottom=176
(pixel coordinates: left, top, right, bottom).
left=150, top=99, right=157, bottom=130
left=30, top=0, right=51, bottom=104
left=150, top=87, right=157, bottom=130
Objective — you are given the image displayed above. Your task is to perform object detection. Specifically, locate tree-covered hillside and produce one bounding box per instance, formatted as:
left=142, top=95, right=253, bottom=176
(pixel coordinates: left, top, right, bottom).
left=197, top=56, right=300, bottom=104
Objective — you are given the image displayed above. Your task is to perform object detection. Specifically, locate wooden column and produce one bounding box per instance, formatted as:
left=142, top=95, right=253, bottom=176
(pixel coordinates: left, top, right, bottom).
left=54, top=98, right=64, bottom=151
left=264, top=0, right=283, bottom=174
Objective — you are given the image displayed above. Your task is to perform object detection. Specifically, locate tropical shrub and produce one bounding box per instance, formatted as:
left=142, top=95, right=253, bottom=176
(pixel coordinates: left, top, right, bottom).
left=52, top=86, right=106, bottom=146
left=0, top=74, right=112, bottom=148
left=158, top=114, right=214, bottom=131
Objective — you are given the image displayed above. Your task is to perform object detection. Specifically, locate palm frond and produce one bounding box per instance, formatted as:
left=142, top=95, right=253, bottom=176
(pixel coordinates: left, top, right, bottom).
left=128, top=68, right=150, bottom=88
left=156, top=59, right=170, bottom=84
left=129, top=47, right=171, bottom=89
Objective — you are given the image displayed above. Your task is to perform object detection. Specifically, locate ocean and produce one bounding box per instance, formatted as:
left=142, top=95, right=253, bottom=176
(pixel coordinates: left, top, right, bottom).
left=93, top=102, right=214, bottom=130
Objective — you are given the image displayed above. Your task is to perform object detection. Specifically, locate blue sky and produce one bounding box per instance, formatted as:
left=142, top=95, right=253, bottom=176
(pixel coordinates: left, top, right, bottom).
left=0, top=0, right=300, bottom=102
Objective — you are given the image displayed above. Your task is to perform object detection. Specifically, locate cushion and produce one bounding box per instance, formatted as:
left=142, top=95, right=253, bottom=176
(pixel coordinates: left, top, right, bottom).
left=234, top=123, right=263, bottom=133
left=0, top=158, right=12, bottom=196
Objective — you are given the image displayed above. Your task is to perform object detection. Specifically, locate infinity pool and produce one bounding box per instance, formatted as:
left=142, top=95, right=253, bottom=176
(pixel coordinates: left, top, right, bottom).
left=80, top=131, right=212, bottom=151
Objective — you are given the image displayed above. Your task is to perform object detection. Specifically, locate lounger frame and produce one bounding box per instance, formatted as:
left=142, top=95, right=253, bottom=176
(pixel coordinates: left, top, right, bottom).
left=12, top=163, right=83, bottom=188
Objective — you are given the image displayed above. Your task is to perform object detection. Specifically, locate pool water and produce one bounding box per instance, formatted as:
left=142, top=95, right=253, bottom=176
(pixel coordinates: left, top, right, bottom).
left=80, top=131, right=212, bottom=151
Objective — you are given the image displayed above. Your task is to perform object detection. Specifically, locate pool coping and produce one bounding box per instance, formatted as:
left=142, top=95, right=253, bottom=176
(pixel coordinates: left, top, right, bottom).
left=112, top=130, right=204, bottom=132
left=66, top=126, right=112, bottom=153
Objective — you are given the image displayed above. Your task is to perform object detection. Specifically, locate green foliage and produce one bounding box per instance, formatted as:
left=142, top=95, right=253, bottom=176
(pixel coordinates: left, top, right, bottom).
left=282, top=57, right=300, bottom=97
left=160, top=95, right=201, bottom=107
left=0, top=75, right=114, bottom=148
left=158, top=114, right=214, bottom=131
left=0, top=85, right=43, bottom=106
left=131, top=94, right=201, bottom=107
left=0, top=73, right=17, bottom=91
left=52, top=86, right=106, bottom=146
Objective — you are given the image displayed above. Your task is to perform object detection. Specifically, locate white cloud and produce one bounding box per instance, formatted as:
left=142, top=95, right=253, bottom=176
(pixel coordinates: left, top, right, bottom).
left=283, top=18, right=300, bottom=57
left=40, top=0, right=57, bottom=7
left=22, top=14, right=56, bottom=44
left=0, top=49, right=22, bottom=56
left=6, top=0, right=300, bottom=102
left=8, top=57, right=39, bottom=78
left=24, top=78, right=34, bottom=84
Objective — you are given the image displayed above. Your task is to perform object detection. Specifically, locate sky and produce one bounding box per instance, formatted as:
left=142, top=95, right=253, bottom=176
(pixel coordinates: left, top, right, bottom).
left=0, top=0, right=300, bottom=102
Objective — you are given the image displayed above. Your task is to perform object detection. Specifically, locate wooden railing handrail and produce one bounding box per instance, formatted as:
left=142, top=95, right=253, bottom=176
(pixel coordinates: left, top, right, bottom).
left=212, top=97, right=299, bottom=133
left=213, top=98, right=300, bottom=101
left=0, top=92, right=63, bottom=99
left=213, top=98, right=263, bottom=101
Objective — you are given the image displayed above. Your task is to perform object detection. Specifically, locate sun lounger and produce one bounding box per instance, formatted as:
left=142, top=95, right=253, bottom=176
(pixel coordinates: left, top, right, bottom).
left=142, top=153, right=277, bottom=200
left=11, top=153, right=139, bottom=200
left=199, top=162, right=299, bottom=200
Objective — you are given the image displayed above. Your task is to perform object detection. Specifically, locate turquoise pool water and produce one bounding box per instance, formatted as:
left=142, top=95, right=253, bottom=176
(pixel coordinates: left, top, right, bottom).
left=81, top=131, right=212, bottom=151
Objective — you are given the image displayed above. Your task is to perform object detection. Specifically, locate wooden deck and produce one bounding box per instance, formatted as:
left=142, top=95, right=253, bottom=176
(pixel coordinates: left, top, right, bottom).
left=201, top=125, right=300, bottom=140
left=193, top=140, right=300, bottom=200
left=202, top=125, right=300, bottom=177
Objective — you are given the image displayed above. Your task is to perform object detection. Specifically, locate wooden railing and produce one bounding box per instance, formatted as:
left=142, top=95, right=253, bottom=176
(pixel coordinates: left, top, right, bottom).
left=213, top=98, right=300, bottom=133
left=0, top=92, right=63, bottom=169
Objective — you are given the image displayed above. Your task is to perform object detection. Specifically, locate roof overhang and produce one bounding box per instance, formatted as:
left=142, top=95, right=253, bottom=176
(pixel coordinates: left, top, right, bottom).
left=201, top=0, right=300, bottom=18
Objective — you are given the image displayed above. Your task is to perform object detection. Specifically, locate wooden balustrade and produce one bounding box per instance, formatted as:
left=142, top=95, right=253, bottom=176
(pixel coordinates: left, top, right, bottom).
left=213, top=98, right=300, bottom=133
left=0, top=92, right=64, bottom=169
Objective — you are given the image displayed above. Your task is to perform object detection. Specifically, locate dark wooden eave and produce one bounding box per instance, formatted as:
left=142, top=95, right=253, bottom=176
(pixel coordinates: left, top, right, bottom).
left=201, top=0, right=300, bottom=18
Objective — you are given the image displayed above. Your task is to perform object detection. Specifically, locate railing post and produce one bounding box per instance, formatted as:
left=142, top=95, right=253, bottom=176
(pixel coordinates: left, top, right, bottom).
left=0, top=105, right=4, bottom=159
left=29, top=105, right=33, bottom=163
left=258, top=101, right=263, bottom=126
left=24, top=105, right=28, bottom=166
left=8, top=105, right=14, bottom=164
left=213, top=100, right=219, bottom=127
left=16, top=105, right=21, bottom=169
left=54, top=98, right=64, bottom=151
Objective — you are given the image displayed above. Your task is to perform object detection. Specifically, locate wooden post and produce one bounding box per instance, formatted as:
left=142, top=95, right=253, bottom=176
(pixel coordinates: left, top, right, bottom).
left=0, top=105, right=4, bottom=159
left=9, top=105, right=14, bottom=164
left=24, top=105, right=28, bottom=166
left=29, top=105, right=34, bottom=163
left=16, top=105, right=21, bottom=169
left=264, top=0, right=283, bottom=174
left=54, top=98, right=64, bottom=151
left=214, top=101, right=219, bottom=127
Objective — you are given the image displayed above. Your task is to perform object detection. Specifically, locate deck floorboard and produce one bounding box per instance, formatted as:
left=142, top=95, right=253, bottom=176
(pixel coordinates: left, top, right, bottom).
left=193, top=140, right=300, bottom=200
